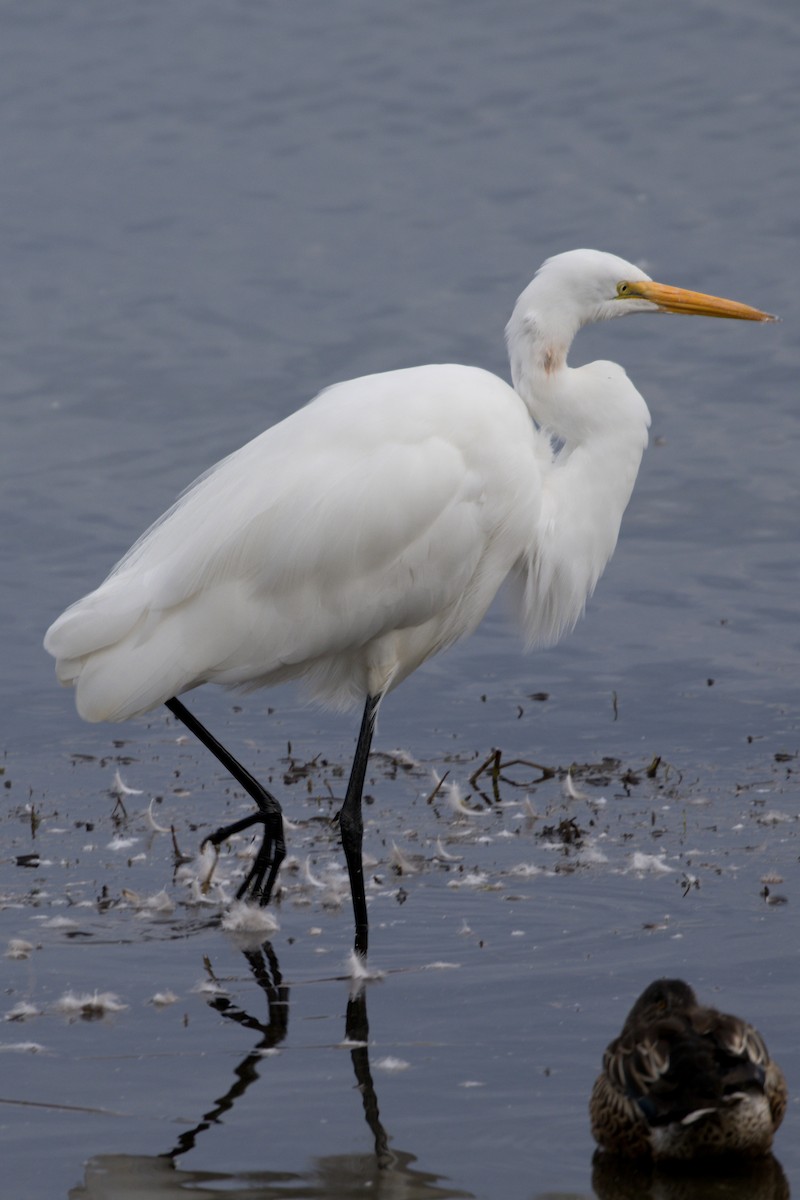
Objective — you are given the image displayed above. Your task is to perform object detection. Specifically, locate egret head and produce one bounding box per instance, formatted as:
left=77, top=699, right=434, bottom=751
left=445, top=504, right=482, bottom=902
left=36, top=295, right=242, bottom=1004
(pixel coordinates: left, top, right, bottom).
left=530, top=248, right=776, bottom=327
left=506, top=248, right=776, bottom=383
left=524, top=249, right=655, bottom=331
left=505, top=249, right=655, bottom=377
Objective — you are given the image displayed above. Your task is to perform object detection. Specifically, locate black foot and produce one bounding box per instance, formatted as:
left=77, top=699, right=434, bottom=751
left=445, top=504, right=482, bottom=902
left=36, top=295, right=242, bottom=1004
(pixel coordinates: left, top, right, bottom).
left=165, top=697, right=287, bottom=907
left=201, top=810, right=286, bottom=905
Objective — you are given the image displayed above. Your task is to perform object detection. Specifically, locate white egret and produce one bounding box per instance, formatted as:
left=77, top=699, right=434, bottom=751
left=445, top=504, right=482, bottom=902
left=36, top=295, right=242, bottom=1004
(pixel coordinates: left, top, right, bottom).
left=45, top=249, right=774, bottom=954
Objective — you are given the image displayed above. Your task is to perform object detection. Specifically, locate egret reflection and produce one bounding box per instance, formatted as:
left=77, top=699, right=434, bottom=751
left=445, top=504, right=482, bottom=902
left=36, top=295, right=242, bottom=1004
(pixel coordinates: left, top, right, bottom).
left=68, top=941, right=472, bottom=1200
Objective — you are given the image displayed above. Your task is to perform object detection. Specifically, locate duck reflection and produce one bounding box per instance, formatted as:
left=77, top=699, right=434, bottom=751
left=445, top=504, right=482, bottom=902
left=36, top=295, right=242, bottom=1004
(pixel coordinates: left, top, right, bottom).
left=591, top=1149, right=789, bottom=1200
left=68, top=940, right=472, bottom=1200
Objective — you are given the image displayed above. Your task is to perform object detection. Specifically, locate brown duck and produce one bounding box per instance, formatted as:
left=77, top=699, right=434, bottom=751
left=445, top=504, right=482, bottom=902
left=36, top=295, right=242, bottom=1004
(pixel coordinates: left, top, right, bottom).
left=590, top=979, right=787, bottom=1161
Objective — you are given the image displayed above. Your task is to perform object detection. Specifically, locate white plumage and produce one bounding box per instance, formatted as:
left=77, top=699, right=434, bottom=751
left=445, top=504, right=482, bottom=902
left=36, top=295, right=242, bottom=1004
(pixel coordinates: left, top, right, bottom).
left=44, top=248, right=773, bottom=954
left=47, top=364, right=546, bottom=719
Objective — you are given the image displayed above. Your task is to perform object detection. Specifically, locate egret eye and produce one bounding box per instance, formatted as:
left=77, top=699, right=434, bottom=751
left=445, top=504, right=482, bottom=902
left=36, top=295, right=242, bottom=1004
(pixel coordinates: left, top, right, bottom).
left=617, top=281, right=631, bottom=298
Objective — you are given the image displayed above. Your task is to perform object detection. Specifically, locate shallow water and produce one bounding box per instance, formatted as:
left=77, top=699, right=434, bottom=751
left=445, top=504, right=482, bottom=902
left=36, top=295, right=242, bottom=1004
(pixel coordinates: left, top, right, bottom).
left=2, top=2, right=799, bottom=1197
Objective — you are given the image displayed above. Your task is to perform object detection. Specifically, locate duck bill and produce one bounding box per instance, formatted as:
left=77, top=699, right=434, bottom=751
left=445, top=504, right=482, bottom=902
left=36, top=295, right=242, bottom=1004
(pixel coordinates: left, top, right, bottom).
left=629, top=280, right=776, bottom=322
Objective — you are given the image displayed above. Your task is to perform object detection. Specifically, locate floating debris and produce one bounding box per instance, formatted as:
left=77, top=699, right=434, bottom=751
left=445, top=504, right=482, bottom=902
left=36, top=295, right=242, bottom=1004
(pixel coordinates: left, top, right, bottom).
left=4, top=1001, right=41, bottom=1022
left=146, top=797, right=172, bottom=834
left=445, top=780, right=490, bottom=818
left=539, top=816, right=585, bottom=847
left=192, top=979, right=229, bottom=997
left=425, top=769, right=450, bottom=805
left=374, top=748, right=419, bottom=771
left=447, top=870, right=494, bottom=889
left=5, top=939, right=35, bottom=960
left=577, top=843, right=609, bottom=865
left=121, top=888, right=175, bottom=914
left=149, top=991, right=179, bottom=1007
left=15, top=853, right=40, bottom=869
left=757, top=810, right=795, bottom=826
left=54, top=991, right=127, bottom=1020
left=106, top=836, right=139, bottom=851
left=563, top=770, right=589, bottom=801
left=111, top=769, right=143, bottom=798
left=509, top=863, right=542, bottom=878
left=347, top=949, right=385, bottom=985
left=433, top=837, right=462, bottom=862
left=628, top=852, right=674, bottom=874
left=373, top=1056, right=410, bottom=1072
left=174, top=844, right=231, bottom=904
left=302, top=857, right=349, bottom=908
left=221, top=902, right=280, bottom=935
left=389, top=841, right=418, bottom=876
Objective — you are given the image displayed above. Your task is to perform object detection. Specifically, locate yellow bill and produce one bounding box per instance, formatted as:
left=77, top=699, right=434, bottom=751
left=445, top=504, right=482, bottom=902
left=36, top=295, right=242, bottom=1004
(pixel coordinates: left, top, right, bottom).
left=621, top=279, right=776, bottom=322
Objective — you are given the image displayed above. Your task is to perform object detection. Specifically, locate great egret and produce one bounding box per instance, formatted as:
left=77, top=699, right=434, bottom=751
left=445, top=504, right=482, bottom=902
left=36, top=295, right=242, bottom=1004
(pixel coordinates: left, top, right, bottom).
left=45, top=249, right=774, bottom=955
left=590, top=978, right=786, bottom=1160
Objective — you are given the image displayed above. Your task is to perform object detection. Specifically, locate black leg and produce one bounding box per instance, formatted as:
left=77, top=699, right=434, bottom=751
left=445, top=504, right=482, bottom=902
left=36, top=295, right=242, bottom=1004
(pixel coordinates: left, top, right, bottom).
left=339, top=693, right=381, bottom=957
left=165, top=696, right=286, bottom=905
left=346, top=988, right=395, bottom=1168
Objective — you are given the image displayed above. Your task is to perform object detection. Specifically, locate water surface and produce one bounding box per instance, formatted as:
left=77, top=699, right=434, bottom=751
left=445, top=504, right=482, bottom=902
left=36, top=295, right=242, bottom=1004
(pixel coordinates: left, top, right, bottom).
left=2, top=3, right=798, bottom=1197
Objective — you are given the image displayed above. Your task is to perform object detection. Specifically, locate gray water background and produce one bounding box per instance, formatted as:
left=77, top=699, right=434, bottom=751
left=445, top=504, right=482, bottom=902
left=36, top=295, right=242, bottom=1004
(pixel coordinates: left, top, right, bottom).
left=1, top=2, right=799, bottom=1197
